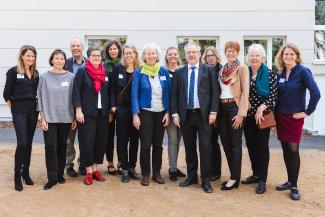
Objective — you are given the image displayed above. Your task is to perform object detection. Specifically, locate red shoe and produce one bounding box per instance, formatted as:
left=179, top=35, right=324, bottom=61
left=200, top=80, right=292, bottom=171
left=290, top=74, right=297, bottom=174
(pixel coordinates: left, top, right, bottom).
left=84, top=173, right=93, bottom=185
left=92, top=171, right=105, bottom=182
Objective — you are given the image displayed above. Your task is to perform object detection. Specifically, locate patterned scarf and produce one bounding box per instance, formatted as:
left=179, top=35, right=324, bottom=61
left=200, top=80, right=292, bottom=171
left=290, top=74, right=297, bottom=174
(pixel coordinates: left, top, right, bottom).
left=85, top=60, right=105, bottom=93
left=221, top=59, right=240, bottom=85
left=141, top=63, right=160, bottom=77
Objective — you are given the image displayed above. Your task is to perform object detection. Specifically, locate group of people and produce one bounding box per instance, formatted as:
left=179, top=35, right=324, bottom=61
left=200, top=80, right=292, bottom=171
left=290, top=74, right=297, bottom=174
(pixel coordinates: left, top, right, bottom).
left=3, top=38, right=320, bottom=201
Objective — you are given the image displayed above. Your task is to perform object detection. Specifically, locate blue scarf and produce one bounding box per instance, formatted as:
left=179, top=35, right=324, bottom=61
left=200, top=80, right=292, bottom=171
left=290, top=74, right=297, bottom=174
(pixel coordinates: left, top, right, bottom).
left=249, top=63, right=270, bottom=99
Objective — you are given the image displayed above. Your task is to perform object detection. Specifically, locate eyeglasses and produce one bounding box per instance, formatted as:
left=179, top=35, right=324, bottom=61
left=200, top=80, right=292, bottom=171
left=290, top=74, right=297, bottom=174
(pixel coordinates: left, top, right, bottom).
left=90, top=54, right=101, bottom=58
left=186, top=51, right=199, bottom=55
left=124, top=52, right=134, bottom=56
left=206, top=54, right=216, bottom=58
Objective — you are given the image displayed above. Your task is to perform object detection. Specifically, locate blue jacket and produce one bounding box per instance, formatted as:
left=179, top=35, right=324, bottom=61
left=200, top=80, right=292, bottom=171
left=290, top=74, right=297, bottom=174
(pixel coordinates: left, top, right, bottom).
left=131, top=66, right=171, bottom=114
left=275, top=64, right=321, bottom=115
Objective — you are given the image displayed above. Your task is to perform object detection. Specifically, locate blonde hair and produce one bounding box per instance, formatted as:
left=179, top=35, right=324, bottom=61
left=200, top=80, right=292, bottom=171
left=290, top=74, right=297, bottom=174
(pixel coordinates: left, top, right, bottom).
left=201, top=46, right=221, bottom=64
left=17, top=45, right=38, bottom=76
left=122, top=44, right=140, bottom=70
left=165, top=47, right=182, bottom=68
left=275, top=43, right=303, bottom=71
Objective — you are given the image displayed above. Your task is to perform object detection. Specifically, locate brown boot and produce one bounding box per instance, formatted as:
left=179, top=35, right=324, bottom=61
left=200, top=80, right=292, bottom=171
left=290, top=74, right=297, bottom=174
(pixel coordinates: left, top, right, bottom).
left=152, top=173, right=165, bottom=184
left=141, top=175, right=149, bottom=186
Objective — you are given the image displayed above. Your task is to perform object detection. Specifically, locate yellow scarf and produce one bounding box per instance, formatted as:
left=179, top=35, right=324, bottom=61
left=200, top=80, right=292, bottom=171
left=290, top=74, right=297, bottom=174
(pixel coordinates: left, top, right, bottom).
left=141, top=63, right=160, bottom=77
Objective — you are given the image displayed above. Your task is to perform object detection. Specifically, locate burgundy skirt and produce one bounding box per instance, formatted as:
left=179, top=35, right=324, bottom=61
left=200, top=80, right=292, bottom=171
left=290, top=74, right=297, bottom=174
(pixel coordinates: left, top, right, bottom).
left=275, top=112, right=304, bottom=144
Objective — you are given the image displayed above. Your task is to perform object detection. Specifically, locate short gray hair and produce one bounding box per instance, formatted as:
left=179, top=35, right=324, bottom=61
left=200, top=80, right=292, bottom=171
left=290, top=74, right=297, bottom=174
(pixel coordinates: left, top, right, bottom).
left=184, top=42, right=201, bottom=53
left=141, top=43, right=161, bottom=63
left=247, top=44, right=266, bottom=62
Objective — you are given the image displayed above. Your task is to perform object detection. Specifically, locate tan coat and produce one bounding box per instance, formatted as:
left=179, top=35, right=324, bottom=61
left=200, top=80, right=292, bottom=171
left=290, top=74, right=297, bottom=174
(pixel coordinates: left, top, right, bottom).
left=219, top=64, right=250, bottom=117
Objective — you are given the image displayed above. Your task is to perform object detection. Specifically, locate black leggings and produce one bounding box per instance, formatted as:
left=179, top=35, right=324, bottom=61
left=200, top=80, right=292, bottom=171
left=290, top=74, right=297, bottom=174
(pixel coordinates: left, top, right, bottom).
left=281, top=141, right=300, bottom=187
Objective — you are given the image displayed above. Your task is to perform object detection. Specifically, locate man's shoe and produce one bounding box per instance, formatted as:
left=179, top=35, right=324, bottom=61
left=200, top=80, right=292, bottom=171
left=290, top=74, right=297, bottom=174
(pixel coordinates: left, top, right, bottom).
left=179, top=177, right=198, bottom=187
left=152, top=173, right=165, bottom=184
left=290, top=187, right=301, bottom=201
left=201, top=182, right=213, bottom=193
left=169, top=169, right=177, bottom=181
left=141, top=175, right=149, bottom=186
left=66, top=166, right=78, bottom=177
left=43, top=181, right=57, bottom=190
left=176, top=168, right=186, bottom=177
left=58, top=176, right=65, bottom=184
left=241, top=175, right=259, bottom=184
left=79, top=167, right=87, bottom=176
left=275, top=181, right=291, bottom=191
left=121, top=170, right=129, bottom=183
left=128, top=168, right=140, bottom=180
left=256, top=181, right=266, bottom=194
left=92, top=171, right=105, bottom=182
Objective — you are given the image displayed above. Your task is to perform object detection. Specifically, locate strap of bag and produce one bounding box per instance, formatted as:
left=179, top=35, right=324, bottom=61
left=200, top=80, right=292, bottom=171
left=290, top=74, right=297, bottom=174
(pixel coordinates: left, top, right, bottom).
left=116, top=73, right=133, bottom=102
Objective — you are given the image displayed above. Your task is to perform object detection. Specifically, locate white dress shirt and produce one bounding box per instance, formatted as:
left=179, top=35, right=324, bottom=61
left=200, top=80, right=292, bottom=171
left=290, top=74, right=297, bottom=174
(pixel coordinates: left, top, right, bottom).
left=187, top=63, right=200, bottom=109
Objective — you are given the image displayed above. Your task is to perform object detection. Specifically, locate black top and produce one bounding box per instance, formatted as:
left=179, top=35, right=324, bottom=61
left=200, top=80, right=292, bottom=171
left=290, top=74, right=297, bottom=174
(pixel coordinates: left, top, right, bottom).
left=110, top=64, right=134, bottom=108
left=3, top=66, right=39, bottom=113
left=247, top=70, right=277, bottom=117
left=72, top=66, right=110, bottom=116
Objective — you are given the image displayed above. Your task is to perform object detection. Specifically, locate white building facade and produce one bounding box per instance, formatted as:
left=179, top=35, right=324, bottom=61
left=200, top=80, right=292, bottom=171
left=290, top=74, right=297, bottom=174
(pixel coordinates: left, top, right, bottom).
left=1, top=0, right=325, bottom=134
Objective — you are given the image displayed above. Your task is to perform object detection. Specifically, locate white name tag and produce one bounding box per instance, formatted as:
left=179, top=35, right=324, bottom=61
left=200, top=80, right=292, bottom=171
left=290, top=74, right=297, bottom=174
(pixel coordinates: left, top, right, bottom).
left=61, top=82, right=69, bottom=87
left=279, top=78, right=285, bottom=83
left=105, top=77, right=108, bottom=81
left=160, top=76, right=166, bottom=81
left=17, top=74, right=24, bottom=79
left=118, top=74, right=123, bottom=79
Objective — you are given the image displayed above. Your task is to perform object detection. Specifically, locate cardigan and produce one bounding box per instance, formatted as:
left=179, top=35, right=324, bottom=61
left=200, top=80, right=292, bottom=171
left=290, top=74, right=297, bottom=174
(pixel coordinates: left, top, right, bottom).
left=131, top=66, right=171, bottom=115
left=275, top=64, right=320, bottom=115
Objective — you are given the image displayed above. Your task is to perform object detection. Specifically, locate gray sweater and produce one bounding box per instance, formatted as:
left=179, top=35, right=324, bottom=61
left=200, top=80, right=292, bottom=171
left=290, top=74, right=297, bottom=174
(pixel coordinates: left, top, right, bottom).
left=37, top=70, right=75, bottom=123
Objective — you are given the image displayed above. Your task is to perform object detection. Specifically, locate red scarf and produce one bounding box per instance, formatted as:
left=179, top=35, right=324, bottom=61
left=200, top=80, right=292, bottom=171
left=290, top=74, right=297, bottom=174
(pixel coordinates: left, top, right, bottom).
left=85, top=60, right=105, bottom=93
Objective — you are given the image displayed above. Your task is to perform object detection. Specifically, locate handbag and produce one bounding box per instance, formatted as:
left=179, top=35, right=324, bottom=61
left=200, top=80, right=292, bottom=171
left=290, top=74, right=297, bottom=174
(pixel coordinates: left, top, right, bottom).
left=257, top=111, right=276, bottom=129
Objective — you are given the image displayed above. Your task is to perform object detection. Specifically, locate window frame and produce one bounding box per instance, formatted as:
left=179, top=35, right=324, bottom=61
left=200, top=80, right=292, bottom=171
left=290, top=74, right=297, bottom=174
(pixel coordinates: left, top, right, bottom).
left=314, top=0, right=325, bottom=62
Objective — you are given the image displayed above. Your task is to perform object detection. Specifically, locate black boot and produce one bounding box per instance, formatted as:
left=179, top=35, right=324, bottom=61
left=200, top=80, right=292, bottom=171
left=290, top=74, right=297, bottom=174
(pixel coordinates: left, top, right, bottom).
left=22, top=146, right=34, bottom=185
left=14, top=146, right=25, bottom=191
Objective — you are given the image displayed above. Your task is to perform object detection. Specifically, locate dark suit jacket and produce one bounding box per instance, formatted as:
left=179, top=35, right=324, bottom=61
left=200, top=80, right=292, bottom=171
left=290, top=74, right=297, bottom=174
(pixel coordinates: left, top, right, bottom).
left=72, top=66, right=110, bottom=116
left=171, top=64, right=219, bottom=125
left=66, top=57, right=87, bottom=74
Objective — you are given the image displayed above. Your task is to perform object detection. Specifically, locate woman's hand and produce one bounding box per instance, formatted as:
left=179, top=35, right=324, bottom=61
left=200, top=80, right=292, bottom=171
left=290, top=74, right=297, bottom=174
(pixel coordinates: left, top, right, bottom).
left=111, top=107, right=116, bottom=113
left=162, top=113, right=169, bottom=127
left=133, top=114, right=141, bottom=130
left=41, top=119, right=48, bottom=131
left=232, top=115, right=244, bottom=129
left=76, top=108, right=84, bottom=124
left=255, top=105, right=266, bottom=125
left=292, top=112, right=307, bottom=119
left=71, top=119, right=77, bottom=130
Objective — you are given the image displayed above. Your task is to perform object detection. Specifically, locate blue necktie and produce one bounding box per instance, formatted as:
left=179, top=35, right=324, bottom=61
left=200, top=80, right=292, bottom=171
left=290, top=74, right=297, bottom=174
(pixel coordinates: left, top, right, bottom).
left=188, top=66, right=196, bottom=109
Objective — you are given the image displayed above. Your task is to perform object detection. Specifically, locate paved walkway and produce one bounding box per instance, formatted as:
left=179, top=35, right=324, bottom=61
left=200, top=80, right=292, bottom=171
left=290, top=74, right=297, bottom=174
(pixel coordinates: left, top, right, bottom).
left=0, top=128, right=324, bottom=149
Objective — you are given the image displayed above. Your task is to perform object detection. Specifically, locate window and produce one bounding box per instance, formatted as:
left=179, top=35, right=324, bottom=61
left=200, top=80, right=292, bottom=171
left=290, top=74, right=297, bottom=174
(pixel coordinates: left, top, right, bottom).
left=177, top=37, right=218, bottom=64
left=85, top=35, right=127, bottom=58
left=315, top=1, right=325, bottom=61
left=244, top=37, right=285, bottom=72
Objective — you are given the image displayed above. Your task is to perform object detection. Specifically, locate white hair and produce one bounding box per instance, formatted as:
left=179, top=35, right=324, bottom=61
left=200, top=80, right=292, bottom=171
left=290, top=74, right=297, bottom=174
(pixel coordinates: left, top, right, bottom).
left=141, top=43, right=161, bottom=63
left=247, top=44, right=266, bottom=61
left=70, top=38, right=84, bottom=47
left=184, top=42, right=201, bottom=53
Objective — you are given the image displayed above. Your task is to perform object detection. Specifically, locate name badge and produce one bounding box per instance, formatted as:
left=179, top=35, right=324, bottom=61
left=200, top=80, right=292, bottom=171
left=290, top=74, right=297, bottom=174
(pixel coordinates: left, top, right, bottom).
left=17, top=74, right=24, bottom=79
left=61, top=82, right=69, bottom=87
left=279, top=78, right=285, bottom=83
left=118, top=74, right=123, bottom=79
left=105, top=77, right=108, bottom=81
left=160, top=76, right=166, bottom=81
left=169, top=74, right=173, bottom=78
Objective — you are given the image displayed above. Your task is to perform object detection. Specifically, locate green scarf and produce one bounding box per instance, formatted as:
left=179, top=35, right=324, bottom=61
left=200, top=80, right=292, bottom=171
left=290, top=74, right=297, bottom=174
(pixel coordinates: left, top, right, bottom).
left=249, top=63, right=270, bottom=99
left=141, top=63, right=160, bottom=77
left=104, top=58, right=121, bottom=72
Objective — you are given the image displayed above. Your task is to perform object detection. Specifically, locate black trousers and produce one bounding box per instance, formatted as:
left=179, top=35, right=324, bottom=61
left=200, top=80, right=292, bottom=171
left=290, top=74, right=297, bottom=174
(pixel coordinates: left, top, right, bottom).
left=78, top=112, right=108, bottom=168
left=12, top=110, right=38, bottom=174
left=106, top=115, right=116, bottom=162
left=219, top=102, right=243, bottom=181
left=139, top=109, right=165, bottom=176
left=244, top=116, right=270, bottom=182
left=43, top=123, right=71, bottom=182
left=181, top=110, right=212, bottom=182
left=116, top=106, right=139, bottom=170
left=211, top=125, right=222, bottom=177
